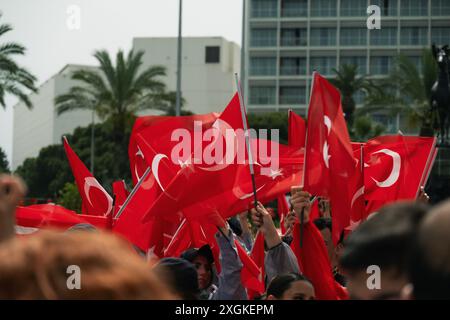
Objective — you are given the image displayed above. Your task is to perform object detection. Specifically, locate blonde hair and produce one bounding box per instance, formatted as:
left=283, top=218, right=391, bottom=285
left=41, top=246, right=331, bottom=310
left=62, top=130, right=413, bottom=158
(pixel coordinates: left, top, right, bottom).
left=0, top=230, right=173, bottom=299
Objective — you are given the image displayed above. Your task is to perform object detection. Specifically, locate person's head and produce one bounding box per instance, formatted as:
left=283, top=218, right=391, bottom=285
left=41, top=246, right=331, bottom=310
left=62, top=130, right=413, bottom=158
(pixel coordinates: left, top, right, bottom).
left=0, top=230, right=172, bottom=299
left=409, top=200, right=450, bottom=299
left=154, top=257, right=199, bottom=300
left=313, top=217, right=335, bottom=266
left=339, top=202, right=428, bottom=300
left=180, top=245, right=214, bottom=290
left=266, top=273, right=315, bottom=300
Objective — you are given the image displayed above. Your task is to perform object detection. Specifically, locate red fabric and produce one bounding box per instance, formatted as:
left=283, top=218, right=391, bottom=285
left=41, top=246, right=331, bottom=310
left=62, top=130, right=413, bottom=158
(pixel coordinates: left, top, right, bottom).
left=63, top=137, right=113, bottom=216
left=288, top=110, right=306, bottom=148
left=142, top=93, right=304, bottom=223
left=235, top=238, right=265, bottom=295
left=290, top=221, right=348, bottom=300
left=129, top=113, right=218, bottom=185
left=112, top=180, right=129, bottom=215
left=349, top=143, right=366, bottom=224
left=277, top=195, right=290, bottom=234
left=303, top=73, right=357, bottom=244
left=364, top=135, right=437, bottom=203
left=15, top=204, right=108, bottom=231
left=247, top=232, right=266, bottom=299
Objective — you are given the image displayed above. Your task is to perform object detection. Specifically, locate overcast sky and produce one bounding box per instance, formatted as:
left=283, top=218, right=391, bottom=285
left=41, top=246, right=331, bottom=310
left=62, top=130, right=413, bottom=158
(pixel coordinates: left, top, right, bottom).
left=0, top=0, right=243, bottom=165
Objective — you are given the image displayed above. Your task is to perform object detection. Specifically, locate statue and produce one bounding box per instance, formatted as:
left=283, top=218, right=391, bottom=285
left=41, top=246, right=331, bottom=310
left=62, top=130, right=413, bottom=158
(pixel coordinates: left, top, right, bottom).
left=431, top=44, right=450, bottom=144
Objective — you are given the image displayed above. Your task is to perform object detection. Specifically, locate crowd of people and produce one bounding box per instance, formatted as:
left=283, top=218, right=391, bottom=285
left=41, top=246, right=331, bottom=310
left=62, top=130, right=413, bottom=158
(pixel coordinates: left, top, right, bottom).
left=0, top=173, right=449, bottom=300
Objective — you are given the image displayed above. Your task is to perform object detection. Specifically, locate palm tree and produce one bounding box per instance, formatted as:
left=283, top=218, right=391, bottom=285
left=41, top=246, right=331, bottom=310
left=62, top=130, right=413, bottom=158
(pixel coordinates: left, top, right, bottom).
left=55, top=49, right=172, bottom=146
left=359, top=49, right=438, bottom=135
left=0, top=13, right=37, bottom=108
left=329, top=64, right=374, bottom=127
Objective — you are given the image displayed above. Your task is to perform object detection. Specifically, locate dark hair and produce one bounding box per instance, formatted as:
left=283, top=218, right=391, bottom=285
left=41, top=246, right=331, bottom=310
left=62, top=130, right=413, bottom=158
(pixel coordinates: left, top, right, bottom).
left=228, top=217, right=243, bottom=237
left=339, top=202, right=428, bottom=275
left=266, top=273, right=312, bottom=299
left=154, top=258, right=199, bottom=300
left=409, top=201, right=450, bottom=299
left=313, top=217, right=332, bottom=232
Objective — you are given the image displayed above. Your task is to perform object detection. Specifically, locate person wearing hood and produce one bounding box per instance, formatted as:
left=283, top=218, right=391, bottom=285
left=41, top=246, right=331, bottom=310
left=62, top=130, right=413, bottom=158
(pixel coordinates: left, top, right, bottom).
left=181, top=222, right=247, bottom=300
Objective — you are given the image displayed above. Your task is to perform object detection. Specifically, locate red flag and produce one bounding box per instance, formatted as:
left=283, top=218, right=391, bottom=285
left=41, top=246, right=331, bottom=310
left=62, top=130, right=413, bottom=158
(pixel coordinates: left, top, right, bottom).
left=288, top=109, right=306, bottom=148
left=112, top=180, right=129, bottom=215
left=277, top=195, right=290, bottom=235
left=142, top=94, right=304, bottom=224
left=303, top=73, right=357, bottom=244
left=364, top=135, right=437, bottom=204
left=129, top=113, right=218, bottom=185
left=15, top=204, right=108, bottom=234
left=235, top=238, right=265, bottom=295
left=247, top=232, right=265, bottom=299
left=63, top=137, right=113, bottom=216
left=291, top=221, right=348, bottom=300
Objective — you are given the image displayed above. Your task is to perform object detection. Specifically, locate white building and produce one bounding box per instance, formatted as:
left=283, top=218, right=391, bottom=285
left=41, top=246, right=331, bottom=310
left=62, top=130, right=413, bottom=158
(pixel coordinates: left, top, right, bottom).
left=133, top=37, right=240, bottom=115
left=12, top=37, right=240, bottom=170
left=12, top=64, right=98, bottom=170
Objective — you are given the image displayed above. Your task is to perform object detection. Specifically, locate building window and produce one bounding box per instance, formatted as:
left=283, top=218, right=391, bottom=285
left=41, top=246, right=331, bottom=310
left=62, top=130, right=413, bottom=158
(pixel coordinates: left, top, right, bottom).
left=400, top=27, right=428, bottom=46
left=340, top=56, right=367, bottom=74
left=281, top=28, right=307, bottom=46
left=431, top=27, right=450, bottom=46
left=370, top=56, right=393, bottom=75
left=205, top=46, right=220, bottom=63
left=431, top=0, right=450, bottom=16
left=310, top=56, right=337, bottom=75
left=281, top=0, right=307, bottom=17
left=371, top=0, right=398, bottom=16
left=279, top=86, right=306, bottom=105
left=310, top=28, right=337, bottom=46
left=280, top=57, right=307, bottom=75
left=251, top=0, right=278, bottom=18
left=249, top=86, right=276, bottom=105
left=353, top=90, right=367, bottom=105
left=340, top=28, right=367, bottom=46
left=401, top=0, right=428, bottom=16
left=250, top=28, right=277, bottom=47
left=249, top=57, right=277, bottom=76
left=370, top=27, right=397, bottom=46
left=311, top=0, right=337, bottom=17
left=340, top=0, right=367, bottom=16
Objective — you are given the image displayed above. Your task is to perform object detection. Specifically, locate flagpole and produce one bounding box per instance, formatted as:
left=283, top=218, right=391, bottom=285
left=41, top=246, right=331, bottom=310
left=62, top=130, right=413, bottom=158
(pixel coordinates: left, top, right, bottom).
left=114, top=167, right=151, bottom=219
left=234, top=73, right=258, bottom=209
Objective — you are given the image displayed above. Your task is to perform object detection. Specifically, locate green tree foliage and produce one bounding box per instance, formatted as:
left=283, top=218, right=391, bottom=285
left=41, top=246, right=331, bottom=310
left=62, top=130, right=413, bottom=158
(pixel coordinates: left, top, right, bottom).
left=0, top=146, right=9, bottom=173
left=0, top=12, right=37, bottom=109
left=14, top=120, right=130, bottom=199
left=352, top=116, right=385, bottom=142
left=57, top=182, right=82, bottom=213
left=248, top=112, right=289, bottom=144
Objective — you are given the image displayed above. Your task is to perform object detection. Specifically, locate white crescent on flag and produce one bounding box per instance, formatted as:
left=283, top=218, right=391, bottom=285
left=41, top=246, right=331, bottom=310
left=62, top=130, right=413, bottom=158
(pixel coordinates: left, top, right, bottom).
left=83, top=177, right=113, bottom=216
left=371, top=149, right=401, bottom=188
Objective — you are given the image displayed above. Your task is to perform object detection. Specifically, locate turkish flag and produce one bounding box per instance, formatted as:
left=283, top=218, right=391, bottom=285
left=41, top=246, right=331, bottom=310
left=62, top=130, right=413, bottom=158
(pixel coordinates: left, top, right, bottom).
left=291, top=221, right=348, bottom=300
left=303, top=73, right=357, bottom=244
left=129, top=113, right=218, bottom=185
left=349, top=143, right=366, bottom=224
left=246, top=231, right=266, bottom=299
left=142, top=93, right=304, bottom=224
left=363, top=135, right=437, bottom=212
left=288, top=109, right=306, bottom=148
left=112, top=180, right=129, bottom=215
left=277, top=195, right=290, bottom=235
left=63, top=137, right=113, bottom=216
left=15, top=204, right=109, bottom=235
left=235, top=238, right=265, bottom=295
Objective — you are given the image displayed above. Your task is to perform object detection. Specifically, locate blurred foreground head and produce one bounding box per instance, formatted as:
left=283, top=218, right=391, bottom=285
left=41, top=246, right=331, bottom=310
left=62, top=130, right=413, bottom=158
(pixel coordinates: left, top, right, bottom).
left=339, top=202, right=428, bottom=300
left=0, top=230, right=173, bottom=299
left=410, top=200, right=450, bottom=299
